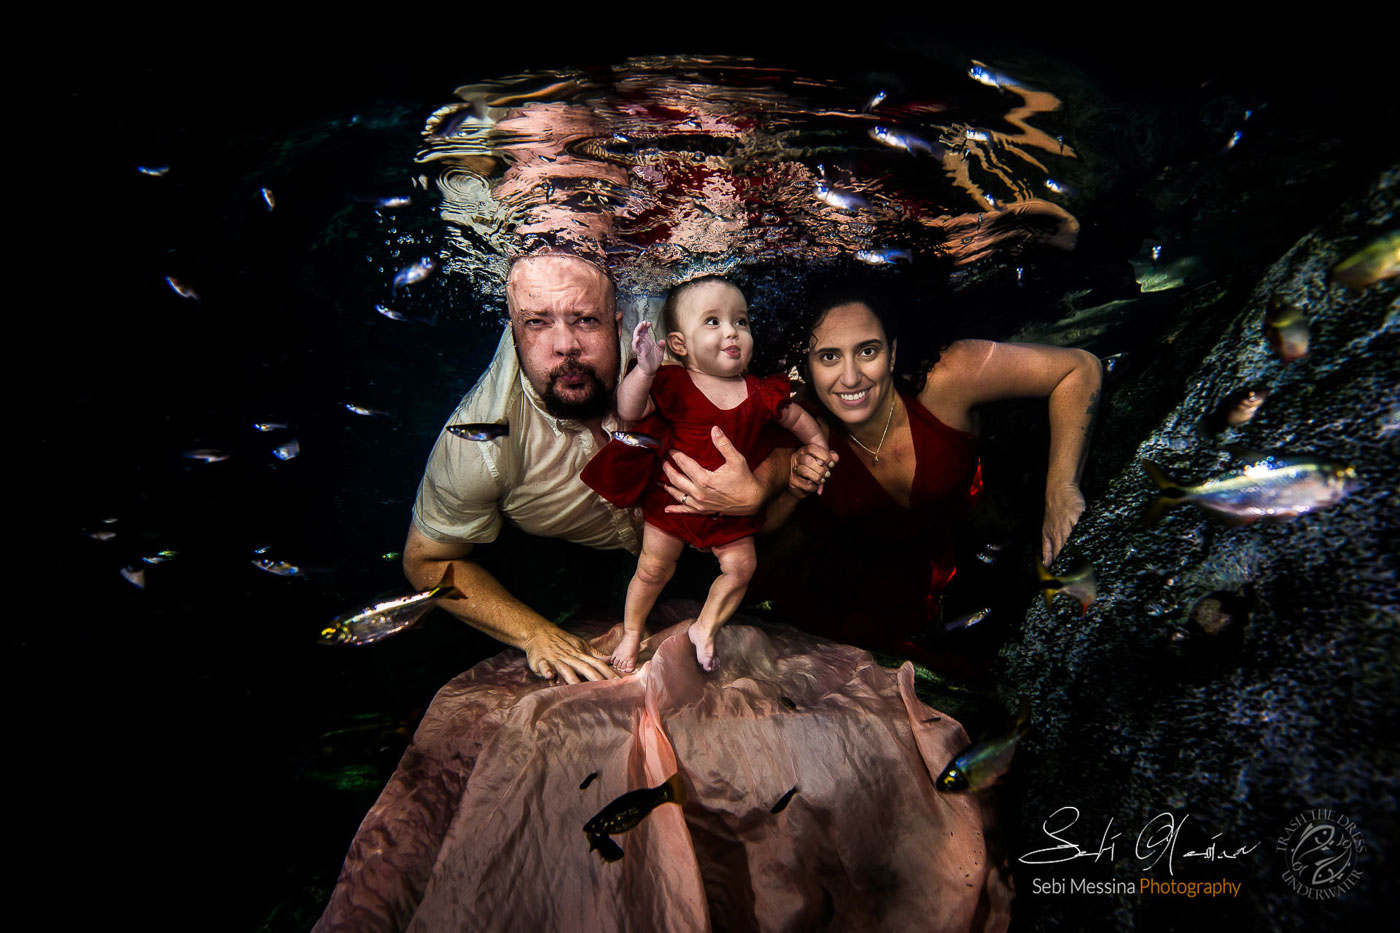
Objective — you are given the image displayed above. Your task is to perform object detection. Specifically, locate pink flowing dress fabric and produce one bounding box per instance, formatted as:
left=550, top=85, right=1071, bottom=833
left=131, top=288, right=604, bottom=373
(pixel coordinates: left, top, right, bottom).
left=315, top=604, right=1012, bottom=932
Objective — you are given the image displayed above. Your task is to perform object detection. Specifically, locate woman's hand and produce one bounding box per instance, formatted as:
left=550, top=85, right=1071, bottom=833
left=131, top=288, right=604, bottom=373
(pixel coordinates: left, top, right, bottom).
left=663, top=426, right=766, bottom=515
left=788, top=445, right=838, bottom=499
left=1042, top=481, right=1086, bottom=565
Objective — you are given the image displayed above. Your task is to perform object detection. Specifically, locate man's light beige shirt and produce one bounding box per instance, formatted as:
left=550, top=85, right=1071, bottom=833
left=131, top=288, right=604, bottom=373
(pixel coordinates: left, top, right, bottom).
left=412, top=326, right=643, bottom=554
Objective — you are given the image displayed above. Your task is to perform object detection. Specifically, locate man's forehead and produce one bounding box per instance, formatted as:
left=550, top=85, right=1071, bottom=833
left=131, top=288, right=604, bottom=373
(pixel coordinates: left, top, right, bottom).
left=507, top=256, right=614, bottom=312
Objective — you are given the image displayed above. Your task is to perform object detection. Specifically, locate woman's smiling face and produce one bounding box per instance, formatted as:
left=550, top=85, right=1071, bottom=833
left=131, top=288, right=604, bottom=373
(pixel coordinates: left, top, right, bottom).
left=807, top=302, right=896, bottom=428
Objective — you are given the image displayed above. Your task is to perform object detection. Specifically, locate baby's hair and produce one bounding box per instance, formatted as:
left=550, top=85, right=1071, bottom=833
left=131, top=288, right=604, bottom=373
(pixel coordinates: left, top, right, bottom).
left=660, top=275, right=739, bottom=337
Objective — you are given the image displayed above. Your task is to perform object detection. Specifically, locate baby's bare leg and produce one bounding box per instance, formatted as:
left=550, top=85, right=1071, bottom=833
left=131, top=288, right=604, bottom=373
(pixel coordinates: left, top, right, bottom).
left=615, top=523, right=686, bottom=672
left=688, top=536, right=757, bottom=671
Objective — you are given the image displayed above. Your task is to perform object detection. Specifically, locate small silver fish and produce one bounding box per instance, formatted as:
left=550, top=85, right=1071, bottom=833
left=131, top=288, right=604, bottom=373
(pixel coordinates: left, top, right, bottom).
left=869, top=125, right=936, bottom=154
left=260, top=187, right=276, bottom=210
left=945, top=607, right=991, bottom=633
left=381, top=551, right=402, bottom=561
left=87, top=530, right=117, bottom=541
left=102, top=517, right=119, bottom=524
left=968, top=62, right=1002, bottom=88
left=142, top=550, right=179, bottom=565
left=319, top=567, right=461, bottom=646
left=1151, top=244, right=1163, bottom=262
left=344, top=403, right=389, bottom=417
left=121, top=566, right=147, bottom=589
left=183, top=449, right=230, bottom=463
left=165, top=276, right=199, bottom=301
left=1224, top=130, right=1243, bottom=151
left=1142, top=451, right=1358, bottom=524
left=1044, top=178, right=1071, bottom=196
left=965, top=128, right=990, bottom=142
left=392, top=256, right=437, bottom=295
left=253, top=546, right=271, bottom=554
left=252, top=559, right=303, bottom=577
left=448, top=423, right=509, bottom=441
left=376, top=196, right=411, bottom=209
left=138, top=165, right=170, bottom=177
left=272, top=440, right=300, bottom=461
left=855, top=249, right=912, bottom=266
left=375, top=304, right=409, bottom=322
left=863, top=90, right=887, bottom=112
left=253, top=422, right=288, bottom=432
left=611, top=431, right=661, bottom=449
left=814, top=181, right=869, bottom=212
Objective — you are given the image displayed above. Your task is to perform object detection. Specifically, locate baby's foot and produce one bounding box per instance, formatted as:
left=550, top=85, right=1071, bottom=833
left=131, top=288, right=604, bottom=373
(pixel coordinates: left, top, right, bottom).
left=688, top=622, right=719, bottom=672
left=611, top=629, right=643, bottom=673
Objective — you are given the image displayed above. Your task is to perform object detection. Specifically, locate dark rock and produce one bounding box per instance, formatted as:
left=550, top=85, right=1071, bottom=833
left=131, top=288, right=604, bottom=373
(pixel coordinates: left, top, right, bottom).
left=996, top=164, right=1398, bottom=931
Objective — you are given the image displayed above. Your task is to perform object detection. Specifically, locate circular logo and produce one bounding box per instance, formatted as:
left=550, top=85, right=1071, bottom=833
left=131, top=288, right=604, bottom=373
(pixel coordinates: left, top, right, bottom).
left=1276, top=809, right=1366, bottom=899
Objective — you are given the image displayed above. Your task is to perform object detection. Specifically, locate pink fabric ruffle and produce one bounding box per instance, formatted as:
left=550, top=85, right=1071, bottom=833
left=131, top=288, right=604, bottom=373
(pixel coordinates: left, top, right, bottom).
left=315, top=605, right=1011, bottom=932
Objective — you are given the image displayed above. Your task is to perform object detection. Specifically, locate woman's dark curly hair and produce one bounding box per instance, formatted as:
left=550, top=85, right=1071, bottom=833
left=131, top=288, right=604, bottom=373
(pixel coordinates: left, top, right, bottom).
left=785, top=269, right=954, bottom=415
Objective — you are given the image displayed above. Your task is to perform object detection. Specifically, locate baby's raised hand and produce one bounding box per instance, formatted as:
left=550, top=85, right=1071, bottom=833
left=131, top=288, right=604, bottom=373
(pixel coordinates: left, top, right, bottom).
left=632, top=321, right=665, bottom=374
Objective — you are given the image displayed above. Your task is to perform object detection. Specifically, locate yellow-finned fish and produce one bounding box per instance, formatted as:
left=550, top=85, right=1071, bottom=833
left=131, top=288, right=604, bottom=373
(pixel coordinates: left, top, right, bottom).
left=1263, top=299, right=1309, bottom=364
left=1331, top=230, right=1399, bottom=292
left=937, top=703, right=1031, bottom=793
left=319, top=566, right=460, bottom=646
left=1200, top=386, right=1268, bottom=434
left=1036, top=558, right=1097, bottom=614
left=1141, top=451, right=1358, bottom=525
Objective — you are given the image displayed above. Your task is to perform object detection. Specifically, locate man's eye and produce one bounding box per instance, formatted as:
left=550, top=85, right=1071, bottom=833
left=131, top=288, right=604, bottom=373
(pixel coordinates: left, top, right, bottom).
left=577, top=316, right=599, bottom=325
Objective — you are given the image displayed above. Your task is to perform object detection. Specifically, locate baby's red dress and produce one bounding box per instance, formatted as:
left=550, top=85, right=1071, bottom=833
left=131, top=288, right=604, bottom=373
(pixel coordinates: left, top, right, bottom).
left=582, top=364, right=791, bottom=550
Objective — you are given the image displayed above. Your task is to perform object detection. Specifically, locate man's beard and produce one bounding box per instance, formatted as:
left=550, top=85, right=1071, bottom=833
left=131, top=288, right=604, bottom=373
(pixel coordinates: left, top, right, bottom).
left=541, top=360, right=612, bottom=420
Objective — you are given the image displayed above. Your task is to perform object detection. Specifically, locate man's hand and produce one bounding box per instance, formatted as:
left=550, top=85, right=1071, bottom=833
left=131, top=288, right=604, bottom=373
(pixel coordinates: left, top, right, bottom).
left=632, top=321, right=665, bottom=375
left=521, top=626, right=619, bottom=684
left=663, top=426, right=765, bottom=516
left=1042, top=481, right=1086, bottom=566
left=788, top=445, right=837, bottom=499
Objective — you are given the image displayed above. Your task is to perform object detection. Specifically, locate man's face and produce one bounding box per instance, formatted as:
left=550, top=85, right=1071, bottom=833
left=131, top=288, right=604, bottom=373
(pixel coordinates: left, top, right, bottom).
left=508, top=256, right=621, bottom=420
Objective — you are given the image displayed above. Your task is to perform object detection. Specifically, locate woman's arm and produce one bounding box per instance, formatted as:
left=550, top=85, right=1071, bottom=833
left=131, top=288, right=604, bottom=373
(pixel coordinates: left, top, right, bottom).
left=921, top=339, right=1102, bottom=564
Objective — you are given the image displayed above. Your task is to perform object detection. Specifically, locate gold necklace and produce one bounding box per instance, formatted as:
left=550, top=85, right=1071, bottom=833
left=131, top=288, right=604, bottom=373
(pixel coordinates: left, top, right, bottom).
left=848, top=392, right=896, bottom=463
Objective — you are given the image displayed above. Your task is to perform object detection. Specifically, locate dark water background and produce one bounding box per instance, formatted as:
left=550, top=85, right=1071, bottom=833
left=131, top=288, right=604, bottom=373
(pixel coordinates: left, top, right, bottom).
left=28, top=24, right=1395, bottom=931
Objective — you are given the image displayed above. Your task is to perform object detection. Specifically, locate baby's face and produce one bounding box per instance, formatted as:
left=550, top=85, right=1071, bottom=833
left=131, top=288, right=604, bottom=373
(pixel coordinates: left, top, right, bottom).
left=670, top=281, right=753, bottom=378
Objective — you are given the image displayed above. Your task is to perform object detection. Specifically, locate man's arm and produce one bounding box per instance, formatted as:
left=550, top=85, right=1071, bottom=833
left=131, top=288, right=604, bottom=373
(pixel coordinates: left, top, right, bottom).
left=403, top=525, right=617, bottom=683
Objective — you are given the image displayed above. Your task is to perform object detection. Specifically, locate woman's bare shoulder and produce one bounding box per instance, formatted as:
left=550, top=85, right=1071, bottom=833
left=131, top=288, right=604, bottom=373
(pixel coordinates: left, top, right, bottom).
left=921, top=340, right=994, bottom=396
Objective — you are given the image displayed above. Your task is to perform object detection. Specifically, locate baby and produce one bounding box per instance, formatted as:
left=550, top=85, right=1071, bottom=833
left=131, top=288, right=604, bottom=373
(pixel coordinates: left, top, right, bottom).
left=583, top=277, right=829, bottom=671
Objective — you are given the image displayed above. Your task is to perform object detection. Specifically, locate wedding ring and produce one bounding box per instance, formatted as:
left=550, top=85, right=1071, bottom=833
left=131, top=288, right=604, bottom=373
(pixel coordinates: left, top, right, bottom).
left=681, top=494, right=689, bottom=505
